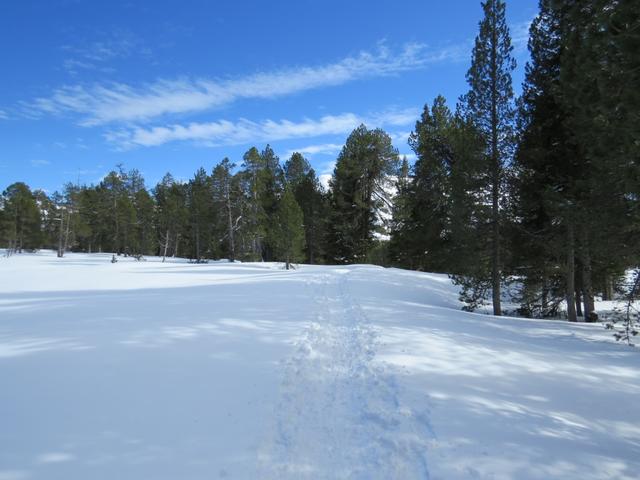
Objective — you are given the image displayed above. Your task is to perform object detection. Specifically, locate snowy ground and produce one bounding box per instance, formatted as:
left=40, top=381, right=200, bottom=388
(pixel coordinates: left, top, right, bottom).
left=1, top=251, right=639, bottom=480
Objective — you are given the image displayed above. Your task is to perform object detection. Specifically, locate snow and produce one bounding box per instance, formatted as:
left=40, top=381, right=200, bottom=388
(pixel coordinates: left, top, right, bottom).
left=1, top=251, right=639, bottom=479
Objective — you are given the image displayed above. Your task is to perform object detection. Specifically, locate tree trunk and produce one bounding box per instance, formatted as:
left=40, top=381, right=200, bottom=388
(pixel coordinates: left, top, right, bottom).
left=226, top=184, right=235, bottom=262
left=174, top=232, right=180, bottom=257
left=162, top=229, right=170, bottom=262
left=565, top=219, right=577, bottom=322
left=195, top=224, right=201, bottom=262
left=63, top=209, right=71, bottom=252
left=575, top=288, right=583, bottom=318
left=580, top=234, right=596, bottom=322
left=491, top=174, right=501, bottom=316
left=602, top=274, right=613, bottom=301
left=57, top=216, right=64, bottom=258
left=575, top=265, right=583, bottom=318
left=490, top=12, right=502, bottom=317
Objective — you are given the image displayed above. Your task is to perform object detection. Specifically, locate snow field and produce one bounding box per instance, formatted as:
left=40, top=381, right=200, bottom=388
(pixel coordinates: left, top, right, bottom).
left=1, top=251, right=639, bottom=479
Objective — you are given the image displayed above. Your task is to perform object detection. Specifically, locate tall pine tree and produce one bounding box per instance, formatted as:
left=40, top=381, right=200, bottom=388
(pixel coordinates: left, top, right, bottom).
left=461, top=0, right=516, bottom=315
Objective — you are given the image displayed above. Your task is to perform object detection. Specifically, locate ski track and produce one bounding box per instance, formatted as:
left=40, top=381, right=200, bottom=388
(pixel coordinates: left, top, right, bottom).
left=259, top=270, right=431, bottom=479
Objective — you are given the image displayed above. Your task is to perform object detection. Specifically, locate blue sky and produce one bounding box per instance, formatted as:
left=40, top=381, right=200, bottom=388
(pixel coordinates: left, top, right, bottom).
left=0, top=0, right=538, bottom=193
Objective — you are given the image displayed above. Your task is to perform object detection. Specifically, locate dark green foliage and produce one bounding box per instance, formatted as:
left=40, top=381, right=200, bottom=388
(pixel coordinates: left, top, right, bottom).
left=604, top=270, right=640, bottom=345
left=460, top=0, right=516, bottom=315
left=388, top=157, right=413, bottom=267
left=154, top=173, right=188, bottom=260
left=1, top=182, right=42, bottom=252
left=186, top=168, right=215, bottom=262
left=509, top=0, right=640, bottom=320
left=211, top=158, right=241, bottom=261
left=328, top=124, right=399, bottom=263
left=390, top=97, right=485, bottom=279
left=510, top=0, right=578, bottom=318
left=273, top=188, right=305, bottom=269
left=284, top=152, right=329, bottom=264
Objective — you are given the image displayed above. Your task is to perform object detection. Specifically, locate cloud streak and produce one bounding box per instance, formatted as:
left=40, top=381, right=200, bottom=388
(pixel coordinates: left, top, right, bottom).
left=105, top=108, right=419, bottom=149
left=30, top=159, right=51, bottom=167
left=25, top=43, right=457, bottom=126
left=284, top=143, right=344, bottom=159
left=22, top=17, right=531, bottom=129
left=60, top=29, right=151, bottom=76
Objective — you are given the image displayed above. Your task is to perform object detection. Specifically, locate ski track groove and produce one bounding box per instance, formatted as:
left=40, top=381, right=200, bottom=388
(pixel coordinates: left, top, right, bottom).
left=259, top=270, right=431, bottom=479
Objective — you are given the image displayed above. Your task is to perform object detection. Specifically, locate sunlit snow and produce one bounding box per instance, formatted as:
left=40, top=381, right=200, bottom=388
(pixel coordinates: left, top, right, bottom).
left=1, top=251, right=639, bottom=479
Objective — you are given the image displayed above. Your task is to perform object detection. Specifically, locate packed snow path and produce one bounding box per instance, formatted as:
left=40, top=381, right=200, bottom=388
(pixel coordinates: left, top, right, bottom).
left=260, top=271, right=430, bottom=478
left=1, top=252, right=640, bottom=480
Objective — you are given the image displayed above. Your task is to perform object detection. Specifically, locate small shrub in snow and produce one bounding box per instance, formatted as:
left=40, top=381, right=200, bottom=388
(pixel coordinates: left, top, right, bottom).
left=604, top=269, right=640, bottom=346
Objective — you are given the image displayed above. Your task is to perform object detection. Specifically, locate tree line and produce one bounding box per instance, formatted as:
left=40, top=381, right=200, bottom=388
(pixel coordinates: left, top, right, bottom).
left=2, top=0, right=638, bottom=319
left=0, top=129, right=397, bottom=271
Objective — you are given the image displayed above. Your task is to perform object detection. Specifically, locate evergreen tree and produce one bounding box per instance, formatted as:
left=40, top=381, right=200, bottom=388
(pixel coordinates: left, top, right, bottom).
left=284, top=152, right=311, bottom=187
left=35, top=189, right=59, bottom=251
left=260, top=145, right=285, bottom=261
left=407, top=96, right=456, bottom=271
left=273, top=188, right=305, bottom=270
left=389, top=156, right=413, bottom=268
left=390, top=97, right=484, bottom=278
left=240, top=147, right=267, bottom=261
left=2, top=182, right=42, bottom=252
left=59, top=183, right=84, bottom=254
left=186, top=168, right=215, bottom=262
left=154, top=174, right=188, bottom=260
left=132, top=188, right=156, bottom=256
left=461, top=0, right=516, bottom=315
left=329, top=125, right=399, bottom=263
left=284, top=152, right=329, bottom=264
left=211, top=158, right=241, bottom=261
left=510, top=0, right=581, bottom=319
left=96, top=169, right=136, bottom=254
left=556, top=0, right=640, bottom=320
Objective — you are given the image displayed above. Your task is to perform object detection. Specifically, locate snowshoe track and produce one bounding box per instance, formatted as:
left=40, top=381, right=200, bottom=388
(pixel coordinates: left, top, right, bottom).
left=260, top=270, right=430, bottom=479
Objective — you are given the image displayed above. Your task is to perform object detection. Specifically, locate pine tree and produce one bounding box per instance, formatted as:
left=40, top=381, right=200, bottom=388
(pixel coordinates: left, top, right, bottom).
left=186, top=168, right=214, bottom=262
left=557, top=0, right=640, bottom=320
left=461, top=0, right=516, bottom=315
left=154, top=174, right=188, bottom=260
left=511, top=0, right=580, bottom=319
left=240, top=147, right=267, bottom=261
left=407, top=97, right=456, bottom=271
left=2, top=183, right=42, bottom=253
left=389, top=156, right=413, bottom=268
left=390, top=96, right=484, bottom=278
left=284, top=152, right=329, bottom=264
left=211, top=158, right=240, bottom=262
left=260, top=145, right=285, bottom=261
left=329, top=125, right=399, bottom=263
left=273, top=188, right=305, bottom=270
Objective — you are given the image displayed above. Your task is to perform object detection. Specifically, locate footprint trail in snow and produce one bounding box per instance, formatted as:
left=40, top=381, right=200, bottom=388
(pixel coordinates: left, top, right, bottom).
left=260, top=270, right=431, bottom=479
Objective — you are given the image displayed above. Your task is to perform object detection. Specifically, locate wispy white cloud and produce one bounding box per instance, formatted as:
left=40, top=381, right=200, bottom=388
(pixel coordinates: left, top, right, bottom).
left=511, top=17, right=536, bottom=53
left=60, top=29, right=150, bottom=75
left=284, top=143, right=343, bottom=159
left=106, top=107, right=419, bottom=150
left=0, top=109, right=8, bottom=120
left=23, top=19, right=532, bottom=129
left=30, top=159, right=51, bottom=167
left=24, top=43, right=454, bottom=126
left=391, top=130, right=412, bottom=146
